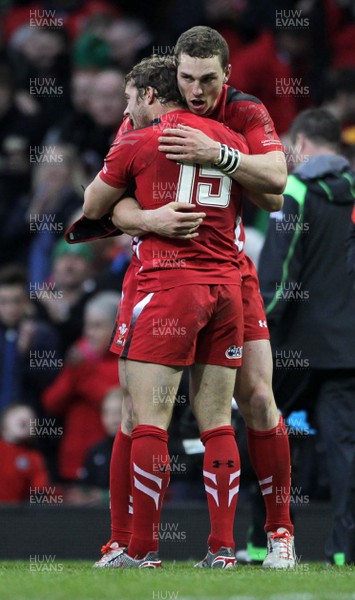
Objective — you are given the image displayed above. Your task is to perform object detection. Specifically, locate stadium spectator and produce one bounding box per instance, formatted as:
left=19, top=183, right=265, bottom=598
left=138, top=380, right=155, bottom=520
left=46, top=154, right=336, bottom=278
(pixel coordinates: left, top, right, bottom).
left=0, top=63, right=43, bottom=263
left=0, top=404, right=49, bottom=503
left=45, top=69, right=98, bottom=155
left=8, top=25, right=72, bottom=129
left=39, top=238, right=96, bottom=354
left=103, top=18, right=152, bottom=70
left=47, top=69, right=125, bottom=179
left=0, top=264, right=60, bottom=412
left=42, top=291, right=120, bottom=481
left=88, top=69, right=126, bottom=132
left=79, top=387, right=123, bottom=489
left=3, top=144, right=84, bottom=277
left=259, top=108, right=355, bottom=565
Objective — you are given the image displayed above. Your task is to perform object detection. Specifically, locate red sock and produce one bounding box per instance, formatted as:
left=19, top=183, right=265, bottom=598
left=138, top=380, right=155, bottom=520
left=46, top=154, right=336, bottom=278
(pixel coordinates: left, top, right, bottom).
left=128, top=425, right=170, bottom=559
left=247, top=416, right=294, bottom=535
left=110, top=428, right=132, bottom=546
left=201, top=426, right=240, bottom=553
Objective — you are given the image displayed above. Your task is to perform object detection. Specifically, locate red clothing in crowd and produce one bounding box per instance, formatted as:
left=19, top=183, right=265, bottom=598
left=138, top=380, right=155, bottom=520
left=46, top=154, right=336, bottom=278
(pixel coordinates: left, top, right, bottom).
left=325, top=0, right=355, bottom=69
left=42, top=346, right=119, bottom=480
left=0, top=439, right=49, bottom=502
left=229, top=31, right=300, bottom=134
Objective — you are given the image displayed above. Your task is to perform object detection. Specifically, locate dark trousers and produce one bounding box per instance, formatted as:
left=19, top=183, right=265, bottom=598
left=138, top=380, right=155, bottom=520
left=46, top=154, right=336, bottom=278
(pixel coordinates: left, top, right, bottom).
left=314, top=371, right=355, bottom=559
left=273, top=368, right=355, bottom=560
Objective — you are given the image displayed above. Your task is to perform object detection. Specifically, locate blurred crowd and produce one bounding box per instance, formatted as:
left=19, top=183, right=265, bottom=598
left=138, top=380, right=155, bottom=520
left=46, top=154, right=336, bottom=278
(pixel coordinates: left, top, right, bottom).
left=0, top=0, right=354, bottom=504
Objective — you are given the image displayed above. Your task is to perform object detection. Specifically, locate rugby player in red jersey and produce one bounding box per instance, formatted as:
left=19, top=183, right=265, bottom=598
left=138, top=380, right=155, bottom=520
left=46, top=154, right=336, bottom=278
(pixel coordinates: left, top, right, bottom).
left=85, top=54, right=251, bottom=568
left=93, top=27, right=295, bottom=569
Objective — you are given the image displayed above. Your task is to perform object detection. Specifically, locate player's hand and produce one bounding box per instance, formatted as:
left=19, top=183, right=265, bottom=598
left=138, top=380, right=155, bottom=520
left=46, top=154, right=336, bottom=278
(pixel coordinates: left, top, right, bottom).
left=143, top=202, right=206, bottom=239
left=158, top=124, right=220, bottom=164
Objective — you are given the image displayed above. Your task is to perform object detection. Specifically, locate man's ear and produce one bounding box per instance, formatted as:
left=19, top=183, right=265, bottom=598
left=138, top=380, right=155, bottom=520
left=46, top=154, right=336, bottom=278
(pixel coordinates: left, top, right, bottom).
left=223, top=64, right=232, bottom=83
left=145, top=86, right=156, bottom=105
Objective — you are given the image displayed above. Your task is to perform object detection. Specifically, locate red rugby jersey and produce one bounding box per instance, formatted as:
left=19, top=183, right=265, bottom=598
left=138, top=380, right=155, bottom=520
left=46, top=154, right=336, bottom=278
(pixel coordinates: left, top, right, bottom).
left=100, top=109, right=249, bottom=291
left=210, top=84, right=283, bottom=154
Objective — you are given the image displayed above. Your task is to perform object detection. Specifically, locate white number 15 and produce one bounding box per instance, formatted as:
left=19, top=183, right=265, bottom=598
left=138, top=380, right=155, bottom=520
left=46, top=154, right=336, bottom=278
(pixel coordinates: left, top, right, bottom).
left=176, top=163, right=232, bottom=208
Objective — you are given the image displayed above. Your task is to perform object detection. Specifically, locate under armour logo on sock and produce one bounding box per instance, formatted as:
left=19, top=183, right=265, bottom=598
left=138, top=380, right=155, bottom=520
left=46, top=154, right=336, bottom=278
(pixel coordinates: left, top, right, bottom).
left=212, top=459, right=235, bottom=468
left=133, top=462, right=162, bottom=510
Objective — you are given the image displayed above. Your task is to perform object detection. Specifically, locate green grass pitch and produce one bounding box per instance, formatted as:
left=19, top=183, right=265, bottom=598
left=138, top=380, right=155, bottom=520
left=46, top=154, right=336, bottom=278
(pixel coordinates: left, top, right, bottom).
left=0, top=562, right=354, bottom=600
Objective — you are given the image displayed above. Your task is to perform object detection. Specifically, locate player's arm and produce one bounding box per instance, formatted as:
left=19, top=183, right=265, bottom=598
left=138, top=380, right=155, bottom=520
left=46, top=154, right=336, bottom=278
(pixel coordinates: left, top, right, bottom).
left=158, top=125, right=286, bottom=194
left=232, top=151, right=286, bottom=195
left=245, top=189, right=284, bottom=212
left=83, top=174, right=126, bottom=220
left=84, top=176, right=206, bottom=238
left=112, top=197, right=206, bottom=239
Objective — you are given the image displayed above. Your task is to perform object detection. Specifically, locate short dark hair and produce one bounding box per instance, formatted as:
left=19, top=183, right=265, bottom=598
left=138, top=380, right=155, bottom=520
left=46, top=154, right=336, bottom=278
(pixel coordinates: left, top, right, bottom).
left=174, top=26, right=229, bottom=69
left=290, top=108, right=341, bottom=148
left=0, top=265, right=28, bottom=289
left=125, top=55, right=182, bottom=105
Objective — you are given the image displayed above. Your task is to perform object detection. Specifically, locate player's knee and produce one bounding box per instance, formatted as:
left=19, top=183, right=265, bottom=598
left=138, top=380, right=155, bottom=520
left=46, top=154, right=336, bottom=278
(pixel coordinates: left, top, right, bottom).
left=245, top=383, right=276, bottom=426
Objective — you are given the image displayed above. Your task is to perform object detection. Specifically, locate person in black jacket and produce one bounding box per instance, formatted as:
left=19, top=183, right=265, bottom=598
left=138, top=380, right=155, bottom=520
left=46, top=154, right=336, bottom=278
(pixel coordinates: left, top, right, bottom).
left=258, top=108, right=355, bottom=565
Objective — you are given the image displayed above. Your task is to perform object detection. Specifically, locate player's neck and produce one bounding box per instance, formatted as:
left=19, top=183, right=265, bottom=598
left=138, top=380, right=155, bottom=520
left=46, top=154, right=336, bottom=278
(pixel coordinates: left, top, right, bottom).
left=150, top=102, right=184, bottom=121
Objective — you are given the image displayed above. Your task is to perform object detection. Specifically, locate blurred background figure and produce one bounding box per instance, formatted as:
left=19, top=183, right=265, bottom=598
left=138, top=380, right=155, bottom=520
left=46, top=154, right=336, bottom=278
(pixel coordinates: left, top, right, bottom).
left=0, top=264, right=60, bottom=412
left=79, top=387, right=124, bottom=490
left=42, top=291, right=120, bottom=482
left=38, top=238, right=96, bottom=354
left=46, top=69, right=125, bottom=179
left=0, top=404, right=49, bottom=503
left=103, top=18, right=152, bottom=70
left=8, top=25, right=71, bottom=128
left=0, top=63, right=43, bottom=259
left=2, top=144, right=85, bottom=277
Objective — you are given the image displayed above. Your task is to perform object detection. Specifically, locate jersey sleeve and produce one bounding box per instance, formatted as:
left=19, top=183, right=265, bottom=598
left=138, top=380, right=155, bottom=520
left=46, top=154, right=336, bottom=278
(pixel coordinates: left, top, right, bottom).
left=227, top=90, right=284, bottom=154
left=229, top=130, right=249, bottom=155
left=99, top=129, right=153, bottom=189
